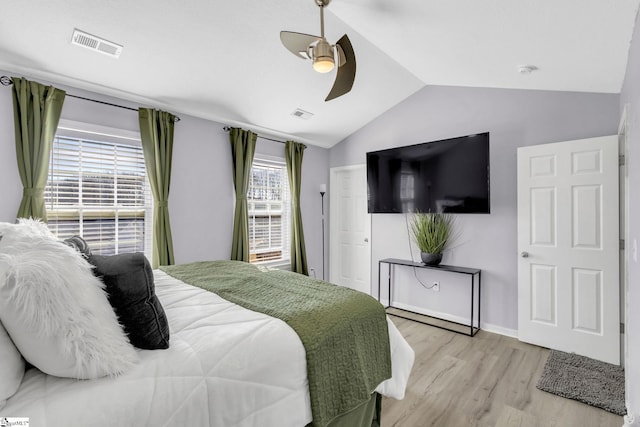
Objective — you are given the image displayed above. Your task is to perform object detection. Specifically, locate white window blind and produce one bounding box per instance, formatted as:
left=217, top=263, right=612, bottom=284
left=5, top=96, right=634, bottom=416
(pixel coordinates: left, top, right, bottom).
left=248, top=158, right=290, bottom=265
left=45, top=131, right=152, bottom=257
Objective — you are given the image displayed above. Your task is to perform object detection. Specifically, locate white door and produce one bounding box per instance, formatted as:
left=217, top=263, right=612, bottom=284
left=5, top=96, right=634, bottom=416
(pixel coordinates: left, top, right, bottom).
left=517, top=135, right=620, bottom=364
left=329, top=165, right=371, bottom=294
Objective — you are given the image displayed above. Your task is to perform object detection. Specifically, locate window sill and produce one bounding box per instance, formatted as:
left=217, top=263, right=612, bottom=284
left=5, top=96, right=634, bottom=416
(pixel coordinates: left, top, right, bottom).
left=252, top=259, right=291, bottom=271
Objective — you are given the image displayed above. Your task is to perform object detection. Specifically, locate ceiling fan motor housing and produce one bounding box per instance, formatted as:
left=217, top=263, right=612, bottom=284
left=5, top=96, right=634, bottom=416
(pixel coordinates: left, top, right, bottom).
left=311, top=39, right=335, bottom=73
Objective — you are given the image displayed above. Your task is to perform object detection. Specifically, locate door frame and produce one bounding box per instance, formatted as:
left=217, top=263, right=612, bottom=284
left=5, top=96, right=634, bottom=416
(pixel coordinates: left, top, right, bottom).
left=329, top=164, right=371, bottom=292
left=619, top=104, right=630, bottom=416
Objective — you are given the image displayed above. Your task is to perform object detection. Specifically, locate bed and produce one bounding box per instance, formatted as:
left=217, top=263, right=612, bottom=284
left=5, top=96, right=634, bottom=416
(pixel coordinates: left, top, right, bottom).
left=0, top=222, right=414, bottom=427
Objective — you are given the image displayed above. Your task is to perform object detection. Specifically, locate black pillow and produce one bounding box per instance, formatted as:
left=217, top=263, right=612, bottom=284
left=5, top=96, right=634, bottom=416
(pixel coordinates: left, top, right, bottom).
left=89, top=252, right=170, bottom=350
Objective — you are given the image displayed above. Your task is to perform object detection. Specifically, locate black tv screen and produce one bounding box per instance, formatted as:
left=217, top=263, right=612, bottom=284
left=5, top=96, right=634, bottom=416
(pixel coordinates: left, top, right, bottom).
left=367, top=133, right=490, bottom=214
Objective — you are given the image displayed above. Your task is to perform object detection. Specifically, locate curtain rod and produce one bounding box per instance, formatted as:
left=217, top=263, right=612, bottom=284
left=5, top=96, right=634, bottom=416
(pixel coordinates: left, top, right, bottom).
left=222, top=126, right=286, bottom=144
left=0, top=75, right=180, bottom=122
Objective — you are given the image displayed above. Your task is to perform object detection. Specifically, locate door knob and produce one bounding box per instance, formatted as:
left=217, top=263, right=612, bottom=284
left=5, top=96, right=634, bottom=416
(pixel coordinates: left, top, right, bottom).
left=521, top=251, right=529, bottom=258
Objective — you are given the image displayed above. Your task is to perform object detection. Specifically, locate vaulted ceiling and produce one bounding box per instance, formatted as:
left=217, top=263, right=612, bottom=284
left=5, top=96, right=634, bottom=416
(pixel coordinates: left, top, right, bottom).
left=0, top=0, right=638, bottom=147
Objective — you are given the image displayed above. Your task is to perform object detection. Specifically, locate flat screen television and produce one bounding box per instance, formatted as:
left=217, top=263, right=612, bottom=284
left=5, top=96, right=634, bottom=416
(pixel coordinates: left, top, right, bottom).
left=366, top=132, right=490, bottom=214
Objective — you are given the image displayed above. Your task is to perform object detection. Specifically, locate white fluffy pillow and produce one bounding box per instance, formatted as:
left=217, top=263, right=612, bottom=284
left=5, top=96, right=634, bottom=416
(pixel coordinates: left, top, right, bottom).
left=0, top=316, right=24, bottom=410
left=0, top=220, right=138, bottom=379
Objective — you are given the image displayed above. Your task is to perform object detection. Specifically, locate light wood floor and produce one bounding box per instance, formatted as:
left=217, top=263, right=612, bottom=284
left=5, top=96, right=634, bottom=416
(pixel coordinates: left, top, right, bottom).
left=382, top=315, right=623, bottom=427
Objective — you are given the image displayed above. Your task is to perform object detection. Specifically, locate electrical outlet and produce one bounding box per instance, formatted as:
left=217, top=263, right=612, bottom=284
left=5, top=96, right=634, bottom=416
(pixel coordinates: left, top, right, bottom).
left=432, top=282, right=440, bottom=292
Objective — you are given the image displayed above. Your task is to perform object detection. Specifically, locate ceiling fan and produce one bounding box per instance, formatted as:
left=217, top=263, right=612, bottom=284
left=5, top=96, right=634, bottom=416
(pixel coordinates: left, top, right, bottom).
left=280, top=0, right=356, bottom=102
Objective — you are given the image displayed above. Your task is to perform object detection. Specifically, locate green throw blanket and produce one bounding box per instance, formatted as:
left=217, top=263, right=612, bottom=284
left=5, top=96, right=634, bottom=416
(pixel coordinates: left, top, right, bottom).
left=160, top=260, right=391, bottom=427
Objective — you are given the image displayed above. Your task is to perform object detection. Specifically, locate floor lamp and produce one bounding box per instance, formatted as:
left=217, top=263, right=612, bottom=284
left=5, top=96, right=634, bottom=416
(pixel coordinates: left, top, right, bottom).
left=320, top=184, right=326, bottom=280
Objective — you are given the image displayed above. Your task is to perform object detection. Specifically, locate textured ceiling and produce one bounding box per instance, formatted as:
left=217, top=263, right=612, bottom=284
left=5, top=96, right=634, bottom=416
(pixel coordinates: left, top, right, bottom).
left=0, top=0, right=638, bottom=148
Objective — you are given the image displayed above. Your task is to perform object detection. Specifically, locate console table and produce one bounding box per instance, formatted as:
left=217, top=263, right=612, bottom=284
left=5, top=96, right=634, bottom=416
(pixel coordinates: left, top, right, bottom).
left=378, top=258, right=481, bottom=337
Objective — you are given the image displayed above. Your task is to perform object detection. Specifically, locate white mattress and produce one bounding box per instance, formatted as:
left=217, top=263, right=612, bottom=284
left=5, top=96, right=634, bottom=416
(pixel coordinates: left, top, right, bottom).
left=2, top=270, right=414, bottom=426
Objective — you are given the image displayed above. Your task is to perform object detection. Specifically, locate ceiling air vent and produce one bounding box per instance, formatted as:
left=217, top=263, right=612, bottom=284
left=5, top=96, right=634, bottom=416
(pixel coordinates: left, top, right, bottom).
left=71, top=29, right=123, bottom=58
left=291, top=108, right=313, bottom=119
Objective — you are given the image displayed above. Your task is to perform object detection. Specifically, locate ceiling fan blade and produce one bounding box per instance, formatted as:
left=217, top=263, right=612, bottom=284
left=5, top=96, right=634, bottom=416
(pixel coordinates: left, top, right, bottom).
left=325, top=34, right=356, bottom=101
left=280, top=31, right=319, bottom=59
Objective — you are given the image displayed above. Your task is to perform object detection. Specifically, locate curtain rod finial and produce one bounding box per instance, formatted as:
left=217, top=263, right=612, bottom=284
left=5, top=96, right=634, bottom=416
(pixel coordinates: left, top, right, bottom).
left=0, top=76, right=13, bottom=86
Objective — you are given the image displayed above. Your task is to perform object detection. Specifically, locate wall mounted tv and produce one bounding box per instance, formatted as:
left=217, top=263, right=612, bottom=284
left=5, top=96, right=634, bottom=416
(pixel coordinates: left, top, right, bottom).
left=366, top=132, right=490, bottom=214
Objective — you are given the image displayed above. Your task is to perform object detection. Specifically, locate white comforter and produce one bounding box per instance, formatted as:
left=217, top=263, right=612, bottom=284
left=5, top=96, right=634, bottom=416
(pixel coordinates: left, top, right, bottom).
left=2, top=270, right=414, bottom=427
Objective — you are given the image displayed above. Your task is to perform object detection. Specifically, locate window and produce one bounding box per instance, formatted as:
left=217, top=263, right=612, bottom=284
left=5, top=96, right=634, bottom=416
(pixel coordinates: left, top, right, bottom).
left=247, top=158, right=290, bottom=265
left=400, top=171, right=415, bottom=213
left=44, top=122, right=152, bottom=257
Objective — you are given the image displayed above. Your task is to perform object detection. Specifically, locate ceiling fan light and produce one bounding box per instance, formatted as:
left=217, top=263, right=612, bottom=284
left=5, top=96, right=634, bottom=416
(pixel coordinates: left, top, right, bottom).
left=313, top=57, right=335, bottom=73
left=311, top=39, right=335, bottom=73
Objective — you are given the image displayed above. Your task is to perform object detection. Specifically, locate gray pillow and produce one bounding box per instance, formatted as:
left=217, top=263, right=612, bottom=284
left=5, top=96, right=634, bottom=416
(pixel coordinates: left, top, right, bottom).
left=89, top=253, right=170, bottom=350
left=63, top=236, right=92, bottom=259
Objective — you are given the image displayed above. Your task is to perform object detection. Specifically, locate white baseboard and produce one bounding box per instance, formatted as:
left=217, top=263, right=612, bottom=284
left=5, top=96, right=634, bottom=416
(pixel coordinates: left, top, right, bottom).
left=481, top=323, right=518, bottom=339
left=623, top=413, right=637, bottom=426
left=387, top=301, right=518, bottom=339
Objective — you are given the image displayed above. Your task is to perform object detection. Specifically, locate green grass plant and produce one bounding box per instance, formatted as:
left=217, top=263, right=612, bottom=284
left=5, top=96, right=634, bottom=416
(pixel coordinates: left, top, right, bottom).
left=410, top=212, right=455, bottom=254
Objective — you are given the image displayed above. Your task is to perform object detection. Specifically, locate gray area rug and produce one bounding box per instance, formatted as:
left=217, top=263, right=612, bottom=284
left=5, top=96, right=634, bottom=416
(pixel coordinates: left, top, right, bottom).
left=537, top=350, right=626, bottom=416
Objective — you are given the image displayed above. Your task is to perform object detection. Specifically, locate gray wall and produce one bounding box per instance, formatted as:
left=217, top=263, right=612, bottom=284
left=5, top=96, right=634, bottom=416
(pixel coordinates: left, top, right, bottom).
left=329, top=85, right=620, bottom=334
left=0, top=71, right=330, bottom=276
left=620, top=8, right=640, bottom=423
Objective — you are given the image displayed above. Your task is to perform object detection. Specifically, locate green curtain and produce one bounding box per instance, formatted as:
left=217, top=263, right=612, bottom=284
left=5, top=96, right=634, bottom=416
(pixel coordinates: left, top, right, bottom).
left=229, top=128, right=257, bottom=262
left=285, top=140, right=309, bottom=275
left=12, top=77, right=66, bottom=221
left=138, top=108, right=176, bottom=268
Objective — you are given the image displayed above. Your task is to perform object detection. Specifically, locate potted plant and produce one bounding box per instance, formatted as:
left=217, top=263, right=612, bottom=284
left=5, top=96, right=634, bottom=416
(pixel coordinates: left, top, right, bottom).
left=410, top=212, right=455, bottom=265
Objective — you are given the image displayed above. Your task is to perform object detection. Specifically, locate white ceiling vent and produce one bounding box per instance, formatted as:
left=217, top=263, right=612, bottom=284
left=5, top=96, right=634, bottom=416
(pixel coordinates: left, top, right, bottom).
left=291, top=108, right=314, bottom=119
left=71, top=29, right=123, bottom=58
left=517, top=64, right=538, bottom=74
